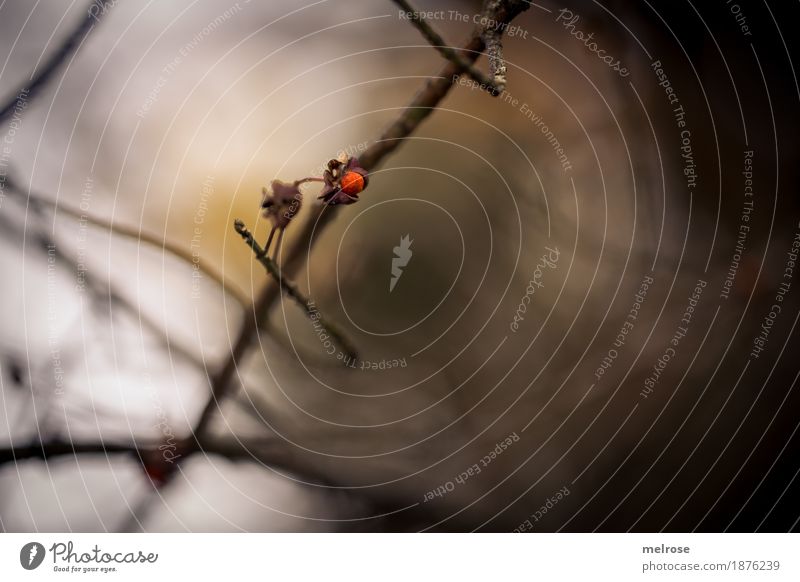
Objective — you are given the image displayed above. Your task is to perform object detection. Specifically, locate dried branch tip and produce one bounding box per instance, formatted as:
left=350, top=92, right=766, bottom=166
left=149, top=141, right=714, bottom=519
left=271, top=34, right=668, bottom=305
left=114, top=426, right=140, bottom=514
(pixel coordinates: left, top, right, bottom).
left=480, top=0, right=530, bottom=91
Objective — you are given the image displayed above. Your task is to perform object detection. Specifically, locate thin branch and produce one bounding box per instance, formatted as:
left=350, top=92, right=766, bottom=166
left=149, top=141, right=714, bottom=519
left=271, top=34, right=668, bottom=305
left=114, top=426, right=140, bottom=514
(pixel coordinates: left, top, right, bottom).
left=1, top=436, right=428, bottom=529
left=0, top=440, right=137, bottom=464
left=233, top=219, right=359, bottom=362
left=392, top=0, right=502, bottom=96
left=0, top=0, right=114, bottom=125
left=0, top=437, right=329, bottom=485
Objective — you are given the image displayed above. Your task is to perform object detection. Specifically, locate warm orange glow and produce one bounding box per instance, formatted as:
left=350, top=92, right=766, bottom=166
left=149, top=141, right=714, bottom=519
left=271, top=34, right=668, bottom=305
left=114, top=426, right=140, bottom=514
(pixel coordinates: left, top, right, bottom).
left=340, top=171, right=365, bottom=195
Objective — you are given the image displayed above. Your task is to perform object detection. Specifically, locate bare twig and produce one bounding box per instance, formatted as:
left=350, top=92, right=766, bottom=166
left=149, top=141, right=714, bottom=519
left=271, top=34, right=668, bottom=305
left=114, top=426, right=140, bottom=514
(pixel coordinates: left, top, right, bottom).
left=392, top=0, right=502, bottom=96
left=233, top=218, right=358, bottom=361
left=0, top=0, right=114, bottom=124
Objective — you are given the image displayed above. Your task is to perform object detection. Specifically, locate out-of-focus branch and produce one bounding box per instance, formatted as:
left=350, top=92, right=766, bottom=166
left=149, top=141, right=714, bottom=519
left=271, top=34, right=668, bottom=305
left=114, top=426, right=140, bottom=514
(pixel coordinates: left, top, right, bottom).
left=0, top=440, right=136, bottom=464
left=0, top=194, right=205, bottom=371
left=4, top=435, right=440, bottom=524
left=8, top=174, right=249, bottom=306
left=391, top=0, right=502, bottom=96
left=0, top=437, right=331, bottom=484
left=2, top=436, right=429, bottom=531
left=233, top=219, right=358, bottom=361
left=0, top=0, right=114, bottom=125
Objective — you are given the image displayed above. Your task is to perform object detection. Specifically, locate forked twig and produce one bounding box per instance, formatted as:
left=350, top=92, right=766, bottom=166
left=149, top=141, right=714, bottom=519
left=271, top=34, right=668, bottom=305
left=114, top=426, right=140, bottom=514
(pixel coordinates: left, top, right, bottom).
left=392, top=0, right=503, bottom=96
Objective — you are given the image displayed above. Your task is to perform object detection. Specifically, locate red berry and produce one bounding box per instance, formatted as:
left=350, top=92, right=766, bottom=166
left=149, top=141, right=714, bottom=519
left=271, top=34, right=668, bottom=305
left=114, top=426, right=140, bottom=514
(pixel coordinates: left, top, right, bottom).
left=340, top=171, right=366, bottom=195
left=143, top=462, right=166, bottom=486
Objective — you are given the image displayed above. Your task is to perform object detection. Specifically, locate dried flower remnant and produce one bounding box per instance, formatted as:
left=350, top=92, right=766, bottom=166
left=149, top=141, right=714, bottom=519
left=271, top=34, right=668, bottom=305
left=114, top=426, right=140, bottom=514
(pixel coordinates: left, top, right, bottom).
left=261, top=180, right=301, bottom=228
left=259, top=154, right=369, bottom=260
left=318, top=154, right=369, bottom=206
left=261, top=179, right=303, bottom=261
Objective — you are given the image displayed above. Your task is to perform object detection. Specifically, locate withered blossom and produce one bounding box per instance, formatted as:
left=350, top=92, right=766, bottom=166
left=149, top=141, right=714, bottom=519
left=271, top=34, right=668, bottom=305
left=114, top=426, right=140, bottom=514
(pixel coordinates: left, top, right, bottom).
left=261, top=179, right=302, bottom=229
left=258, top=154, right=369, bottom=262
left=318, top=155, right=369, bottom=206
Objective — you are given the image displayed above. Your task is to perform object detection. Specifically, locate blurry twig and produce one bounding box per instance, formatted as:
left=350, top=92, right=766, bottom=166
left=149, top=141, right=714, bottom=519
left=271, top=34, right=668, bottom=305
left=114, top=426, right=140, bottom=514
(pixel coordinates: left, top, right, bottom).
left=0, top=199, right=205, bottom=371
left=0, top=436, right=421, bottom=530
left=0, top=0, right=114, bottom=125
left=391, top=0, right=502, bottom=96
left=233, top=218, right=358, bottom=361
left=9, top=174, right=249, bottom=305
left=0, top=440, right=137, bottom=463
left=0, top=437, right=327, bottom=484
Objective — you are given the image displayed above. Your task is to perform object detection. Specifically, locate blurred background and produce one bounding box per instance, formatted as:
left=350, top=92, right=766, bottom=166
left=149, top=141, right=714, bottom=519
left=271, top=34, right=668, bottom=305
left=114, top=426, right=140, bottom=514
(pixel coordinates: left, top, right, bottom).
left=0, top=0, right=799, bottom=532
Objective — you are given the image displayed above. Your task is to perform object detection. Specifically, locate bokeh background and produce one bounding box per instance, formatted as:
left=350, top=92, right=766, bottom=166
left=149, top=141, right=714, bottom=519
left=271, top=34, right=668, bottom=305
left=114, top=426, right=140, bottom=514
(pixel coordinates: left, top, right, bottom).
left=1, top=0, right=799, bottom=531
